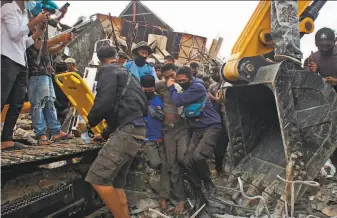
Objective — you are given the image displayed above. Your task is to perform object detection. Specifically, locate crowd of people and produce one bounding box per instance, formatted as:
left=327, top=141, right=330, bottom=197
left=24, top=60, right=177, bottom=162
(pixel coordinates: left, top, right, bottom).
left=1, top=1, right=337, bottom=218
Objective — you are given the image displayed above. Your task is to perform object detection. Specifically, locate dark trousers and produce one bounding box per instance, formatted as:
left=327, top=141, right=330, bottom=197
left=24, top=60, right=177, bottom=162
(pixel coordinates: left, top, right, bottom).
left=183, top=126, right=221, bottom=190
left=1, top=56, right=27, bottom=141
left=162, top=124, right=190, bottom=201
left=214, top=127, right=229, bottom=172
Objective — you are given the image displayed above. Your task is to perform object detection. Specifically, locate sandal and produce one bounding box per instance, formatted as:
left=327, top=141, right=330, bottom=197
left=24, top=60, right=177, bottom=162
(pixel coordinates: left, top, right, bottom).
left=51, top=133, right=73, bottom=142
left=38, top=139, right=53, bottom=146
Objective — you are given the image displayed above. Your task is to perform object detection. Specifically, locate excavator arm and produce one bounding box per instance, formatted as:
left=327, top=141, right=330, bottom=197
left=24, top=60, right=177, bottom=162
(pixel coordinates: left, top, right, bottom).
left=220, top=0, right=337, bottom=210
left=223, top=0, right=326, bottom=82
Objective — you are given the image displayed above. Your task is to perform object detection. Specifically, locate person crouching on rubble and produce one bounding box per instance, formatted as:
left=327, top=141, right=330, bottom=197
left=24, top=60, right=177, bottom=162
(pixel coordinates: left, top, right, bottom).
left=77, top=46, right=147, bottom=218
left=26, top=2, right=74, bottom=145
left=167, top=66, right=221, bottom=212
left=1, top=0, right=48, bottom=150
left=141, top=75, right=172, bottom=213
left=124, top=41, right=159, bottom=81
left=155, top=63, right=189, bottom=214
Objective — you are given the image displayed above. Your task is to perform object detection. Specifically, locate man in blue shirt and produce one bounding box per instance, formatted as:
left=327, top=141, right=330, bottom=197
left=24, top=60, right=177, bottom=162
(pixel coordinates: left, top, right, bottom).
left=167, top=66, right=221, bottom=212
left=124, top=41, right=158, bottom=81
left=141, top=75, right=170, bottom=213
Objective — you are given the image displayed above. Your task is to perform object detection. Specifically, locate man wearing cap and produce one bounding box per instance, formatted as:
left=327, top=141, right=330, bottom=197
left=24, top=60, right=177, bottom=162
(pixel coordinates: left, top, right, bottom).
left=307, top=27, right=337, bottom=167
left=124, top=41, right=158, bottom=81
left=1, top=1, right=48, bottom=150
left=307, top=27, right=337, bottom=92
left=64, top=58, right=83, bottom=77
left=270, top=1, right=302, bottom=65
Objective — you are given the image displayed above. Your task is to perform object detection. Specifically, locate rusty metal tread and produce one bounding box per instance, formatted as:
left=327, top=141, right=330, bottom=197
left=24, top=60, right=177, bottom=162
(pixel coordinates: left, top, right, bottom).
left=1, top=142, right=103, bottom=167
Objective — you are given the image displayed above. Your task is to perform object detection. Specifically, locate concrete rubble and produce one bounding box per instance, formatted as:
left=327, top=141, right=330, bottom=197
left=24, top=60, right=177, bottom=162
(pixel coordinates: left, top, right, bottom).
left=6, top=115, right=337, bottom=218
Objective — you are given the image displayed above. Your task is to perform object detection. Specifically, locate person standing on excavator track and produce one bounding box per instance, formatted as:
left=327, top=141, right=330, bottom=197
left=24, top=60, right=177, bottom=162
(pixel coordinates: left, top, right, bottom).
left=124, top=41, right=159, bottom=82
left=1, top=0, right=48, bottom=150
left=78, top=46, right=148, bottom=218
left=271, top=0, right=302, bottom=66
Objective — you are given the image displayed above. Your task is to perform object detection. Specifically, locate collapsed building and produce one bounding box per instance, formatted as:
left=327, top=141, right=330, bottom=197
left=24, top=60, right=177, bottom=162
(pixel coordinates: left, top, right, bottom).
left=1, top=1, right=337, bottom=218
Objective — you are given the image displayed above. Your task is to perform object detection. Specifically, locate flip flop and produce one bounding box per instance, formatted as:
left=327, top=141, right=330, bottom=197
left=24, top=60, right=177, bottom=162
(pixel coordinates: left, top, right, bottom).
left=1, top=141, right=28, bottom=151
left=38, top=139, right=53, bottom=146
left=51, top=133, right=73, bottom=142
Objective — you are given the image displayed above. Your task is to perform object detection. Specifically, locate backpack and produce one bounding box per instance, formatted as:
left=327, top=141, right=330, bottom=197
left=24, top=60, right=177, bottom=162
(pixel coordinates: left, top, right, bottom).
left=183, top=96, right=208, bottom=119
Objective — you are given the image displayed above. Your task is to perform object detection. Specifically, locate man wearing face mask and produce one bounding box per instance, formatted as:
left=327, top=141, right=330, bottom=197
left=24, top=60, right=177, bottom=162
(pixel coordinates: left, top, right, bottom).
left=167, top=66, right=221, bottom=213
left=155, top=63, right=188, bottom=214
left=208, top=66, right=229, bottom=175
left=141, top=75, right=171, bottom=213
left=1, top=0, right=48, bottom=150
left=77, top=46, right=147, bottom=218
left=308, top=27, right=337, bottom=92
left=124, top=41, right=158, bottom=82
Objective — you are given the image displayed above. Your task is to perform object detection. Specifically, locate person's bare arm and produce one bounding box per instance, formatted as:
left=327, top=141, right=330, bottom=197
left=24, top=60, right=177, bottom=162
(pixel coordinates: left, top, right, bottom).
left=33, top=33, right=70, bottom=50
left=49, top=43, right=67, bottom=54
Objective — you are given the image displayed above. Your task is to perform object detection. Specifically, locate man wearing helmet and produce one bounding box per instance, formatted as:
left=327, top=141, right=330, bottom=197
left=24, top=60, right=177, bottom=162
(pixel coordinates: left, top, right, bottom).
left=124, top=41, right=159, bottom=81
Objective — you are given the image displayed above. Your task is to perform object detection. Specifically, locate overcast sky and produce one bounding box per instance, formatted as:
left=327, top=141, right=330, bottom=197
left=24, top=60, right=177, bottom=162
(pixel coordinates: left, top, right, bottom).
left=56, top=1, right=337, bottom=60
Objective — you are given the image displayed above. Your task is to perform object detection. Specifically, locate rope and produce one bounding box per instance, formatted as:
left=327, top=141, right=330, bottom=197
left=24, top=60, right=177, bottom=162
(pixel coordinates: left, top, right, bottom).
left=276, top=175, right=320, bottom=218
left=237, top=177, right=272, bottom=218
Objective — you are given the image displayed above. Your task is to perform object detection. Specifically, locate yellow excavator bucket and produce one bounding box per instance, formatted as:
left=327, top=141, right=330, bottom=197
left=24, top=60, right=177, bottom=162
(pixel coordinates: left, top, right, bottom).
left=54, top=72, right=106, bottom=135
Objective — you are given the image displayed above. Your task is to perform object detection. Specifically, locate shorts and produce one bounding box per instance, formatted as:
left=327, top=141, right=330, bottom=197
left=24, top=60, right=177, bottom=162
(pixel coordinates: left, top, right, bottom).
left=85, top=124, right=146, bottom=188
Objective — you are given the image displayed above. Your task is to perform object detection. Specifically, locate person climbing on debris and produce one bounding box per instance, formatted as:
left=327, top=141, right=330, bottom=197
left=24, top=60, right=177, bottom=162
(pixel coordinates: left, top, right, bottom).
left=64, top=58, right=83, bottom=77
left=270, top=0, right=302, bottom=65
left=124, top=41, right=159, bottom=81
left=1, top=0, right=48, bottom=150
left=78, top=46, right=147, bottom=218
left=155, top=63, right=189, bottom=214
left=26, top=0, right=74, bottom=145
left=167, top=66, right=221, bottom=213
left=141, top=75, right=172, bottom=213
left=208, top=66, right=229, bottom=176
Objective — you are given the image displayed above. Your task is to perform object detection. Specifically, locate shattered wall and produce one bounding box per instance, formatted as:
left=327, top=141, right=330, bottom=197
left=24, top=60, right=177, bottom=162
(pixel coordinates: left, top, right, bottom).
left=67, top=19, right=106, bottom=72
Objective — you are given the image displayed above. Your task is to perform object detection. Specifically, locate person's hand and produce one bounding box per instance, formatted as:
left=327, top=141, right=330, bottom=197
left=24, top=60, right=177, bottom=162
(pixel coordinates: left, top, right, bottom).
left=308, top=61, right=318, bottom=73
left=215, top=91, right=223, bottom=103
left=167, top=78, right=175, bottom=87
left=62, top=33, right=73, bottom=45
left=60, top=6, right=68, bottom=16
left=58, top=33, right=73, bottom=44
left=92, top=134, right=104, bottom=143
left=325, top=77, right=337, bottom=85
left=35, top=12, right=49, bottom=24
left=76, top=122, right=87, bottom=133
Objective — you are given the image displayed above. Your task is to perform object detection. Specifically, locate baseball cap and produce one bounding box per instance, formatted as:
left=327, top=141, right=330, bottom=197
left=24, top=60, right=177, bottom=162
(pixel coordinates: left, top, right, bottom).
left=315, top=27, right=335, bottom=44
left=64, top=58, right=76, bottom=64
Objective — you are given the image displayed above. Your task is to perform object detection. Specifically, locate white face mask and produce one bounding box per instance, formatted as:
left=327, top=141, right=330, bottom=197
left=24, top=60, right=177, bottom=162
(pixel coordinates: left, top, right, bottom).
left=25, top=1, right=37, bottom=11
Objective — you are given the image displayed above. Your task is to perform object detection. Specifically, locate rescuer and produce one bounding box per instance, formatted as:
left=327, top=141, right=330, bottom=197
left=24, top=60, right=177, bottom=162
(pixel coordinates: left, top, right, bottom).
left=78, top=46, right=147, bottom=218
